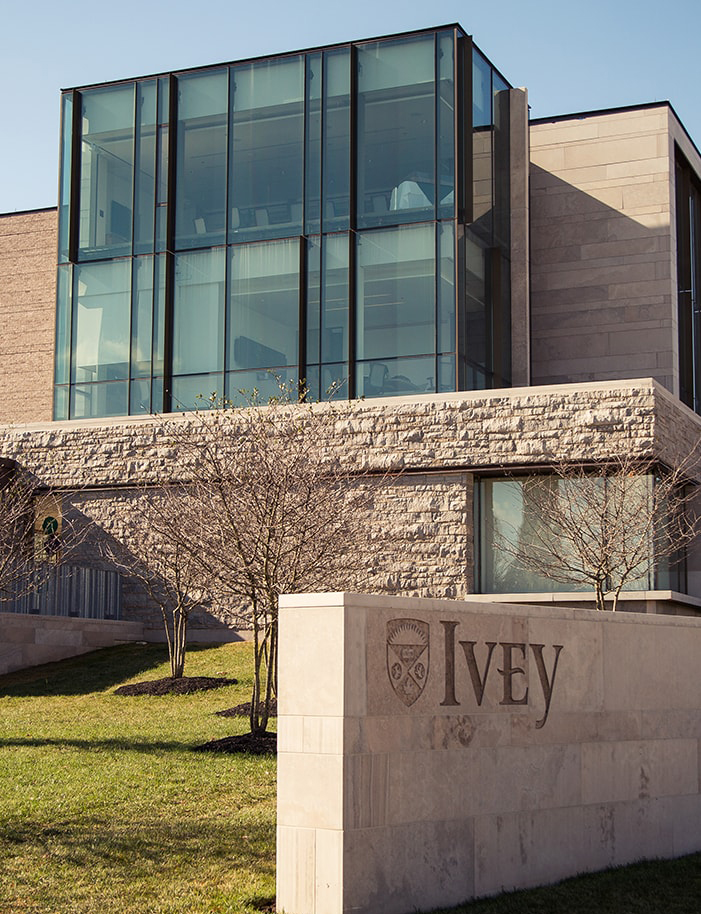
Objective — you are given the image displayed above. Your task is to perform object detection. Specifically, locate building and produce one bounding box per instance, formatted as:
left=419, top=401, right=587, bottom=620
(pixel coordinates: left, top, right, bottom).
left=2, top=23, right=701, bottom=636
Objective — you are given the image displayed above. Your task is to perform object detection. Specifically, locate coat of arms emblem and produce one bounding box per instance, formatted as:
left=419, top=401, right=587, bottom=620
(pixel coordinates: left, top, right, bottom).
left=386, top=618, right=430, bottom=706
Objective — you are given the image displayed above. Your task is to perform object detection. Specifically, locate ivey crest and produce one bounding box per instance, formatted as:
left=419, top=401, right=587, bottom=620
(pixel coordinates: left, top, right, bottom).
left=386, top=618, right=430, bottom=706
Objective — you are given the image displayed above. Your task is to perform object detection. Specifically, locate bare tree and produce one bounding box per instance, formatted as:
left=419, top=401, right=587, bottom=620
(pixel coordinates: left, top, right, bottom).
left=0, top=460, right=36, bottom=601
left=490, top=451, right=701, bottom=611
left=151, top=386, right=384, bottom=734
left=96, top=488, right=214, bottom=678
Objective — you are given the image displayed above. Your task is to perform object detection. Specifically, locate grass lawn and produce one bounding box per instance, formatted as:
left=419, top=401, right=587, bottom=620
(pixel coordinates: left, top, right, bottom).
left=1, top=643, right=699, bottom=914
left=0, top=642, right=276, bottom=914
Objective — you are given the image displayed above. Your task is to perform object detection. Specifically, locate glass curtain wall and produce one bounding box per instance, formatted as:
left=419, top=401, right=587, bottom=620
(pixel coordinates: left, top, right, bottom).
left=676, top=149, right=701, bottom=414
left=54, top=27, right=512, bottom=419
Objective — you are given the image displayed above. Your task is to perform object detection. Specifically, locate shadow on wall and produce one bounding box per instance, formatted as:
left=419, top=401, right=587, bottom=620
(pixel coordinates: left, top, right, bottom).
left=529, top=163, right=675, bottom=391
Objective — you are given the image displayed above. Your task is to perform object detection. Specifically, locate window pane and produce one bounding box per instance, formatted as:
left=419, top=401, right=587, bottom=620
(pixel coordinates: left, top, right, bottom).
left=356, top=223, right=436, bottom=363
left=78, top=86, right=135, bottom=259
left=173, top=248, right=225, bottom=375
left=71, top=382, right=128, bottom=419
left=357, top=355, right=436, bottom=398
left=307, top=233, right=349, bottom=372
left=438, top=222, right=455, bottom=353
left=472, top=49, right=492, bottom=128
left=479, top=476, right=656, bottom=594
left=58, top=93, right=73, bottom=264
left=438, top=31, right=455, bottom=218
left=463, top=229, right=489, bottom=374
left=323, top=48, right=350, bottom=232
left=54, top=385, right=69, bottom=421
left=228, top=239, right=299, bottom=372
left=170, top=373, right=223, bottom=410
left=357, top=36, right=436, bottom=228
left=55, top=264, right=72, bottom=385
left=71, top=260, right=131, bottom=383
left=230, top=56, right=304, bottom=241
left=134, top=80, right=157, bottom=254
left=130, top=378, right=151, bottom=415
left=152, top=254, right=166, bottom=377
left=175, top=71, right=228, bottom=249
left=225, top=368, right=299, bottom=405
left=305, top=53, right=322, bottom=236
left=130, top=256, right=153, bottom=378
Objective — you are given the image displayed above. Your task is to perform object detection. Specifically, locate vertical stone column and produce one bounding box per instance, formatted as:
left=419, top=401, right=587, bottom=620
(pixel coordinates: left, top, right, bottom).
left=276, top=593, right=356, bottom=914
left=510, top=88, right=530, bottom=387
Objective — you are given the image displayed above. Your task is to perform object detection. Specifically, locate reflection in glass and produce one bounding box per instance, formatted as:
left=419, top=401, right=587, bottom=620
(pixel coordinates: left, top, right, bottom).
left=78, top=86, right=135, bottom=259
left=479, top=476, right=657, bottom=594
left=58, top=93, right=73, bottom=263
left=437, top=31, right=455, bottom=219
left=130, top=256, right=153, bottom=378
left=306, top=233, right=349, bottom=397
left=356, top=355, right=436, bottom=398
left=175, top=71, right=228, bottom=249
left=230, top=57, right=304, bottom=241
left=228, top=239, right=299, bottom=373
left=173, top=248, right=225, bottom=375
left=171, top=373, right=224, bottom=410
left=225, top=368, right=299, bottom=405
left=71, top=260, right=131, bottom=384
left=134, top=81, right=157, bottom=254
left=323, top=49, right=351, bottom=232
left=357, top=224, right=436, bottom=370
left=55, top=264, right=72, bottom=385
left=71, top=382, right=128, bottom=419
left=357, top=36, right=435, bottom=228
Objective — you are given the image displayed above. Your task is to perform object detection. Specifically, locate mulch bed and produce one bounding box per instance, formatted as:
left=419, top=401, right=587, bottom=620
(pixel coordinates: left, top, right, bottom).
left=114, top=676, right=238, bottom=696
left=194, top=732, right=277, bottom=755
left=215, top=699, right=277, bottom=718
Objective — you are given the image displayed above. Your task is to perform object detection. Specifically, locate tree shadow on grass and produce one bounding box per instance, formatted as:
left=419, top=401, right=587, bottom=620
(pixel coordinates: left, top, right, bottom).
left=0, top=736, right=196, bottom=753
left=0, top=643, right=227, bottom=697
left=1, top=817, right=276, bottom=909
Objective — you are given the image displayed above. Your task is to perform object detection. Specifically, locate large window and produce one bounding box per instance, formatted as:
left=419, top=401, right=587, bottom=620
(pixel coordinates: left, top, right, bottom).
left=78, top=87, right=135, bottom=260
left=55, top=27, right=513, bottom=419
left=478, top=474, right=686, bottom=596
left=357, top=36, right=436, bottom=229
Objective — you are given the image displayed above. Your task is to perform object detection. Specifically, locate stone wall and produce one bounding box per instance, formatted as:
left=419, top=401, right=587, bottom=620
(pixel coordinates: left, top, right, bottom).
left=0, top=379, right=699, bottom=625
left=276, top=592, right=701, bottom=914
left=0, top=209, right=56, bottom=424
left=0, top=612, right=144, bottom=675
left=530, top=105, right=677, bottom=392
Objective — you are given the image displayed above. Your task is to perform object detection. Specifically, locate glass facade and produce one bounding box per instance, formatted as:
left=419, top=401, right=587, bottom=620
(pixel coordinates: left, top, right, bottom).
left=676, top=148, right=701, bottom=414
left=54, top=26, right=513, bottom=418
left=477, top=474, right=686, bottom=595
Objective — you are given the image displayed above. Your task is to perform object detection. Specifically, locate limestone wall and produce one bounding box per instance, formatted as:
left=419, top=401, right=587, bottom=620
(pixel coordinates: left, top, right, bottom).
left=0, top=612, right=144, bottom=675
left=0, top=209, right=57, bottom=424
left=276, top=592, right=701, bottom=913
left=530, top=105, right=677, bottom=392
left=0, top=380, right=698, bottom=625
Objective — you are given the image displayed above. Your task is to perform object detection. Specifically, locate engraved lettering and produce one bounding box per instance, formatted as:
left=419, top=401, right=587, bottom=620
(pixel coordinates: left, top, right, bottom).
left=497, top=643, right=529, bottom=706
left=530, top=643, right=564, bottom=729
left=440, top=620, right=459, bottom=706
left=459, top=640, right=497, bottom=706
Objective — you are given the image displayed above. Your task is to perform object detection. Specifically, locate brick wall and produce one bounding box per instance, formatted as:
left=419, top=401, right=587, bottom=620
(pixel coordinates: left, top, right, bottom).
left=0, top=209, right=57, bottom=424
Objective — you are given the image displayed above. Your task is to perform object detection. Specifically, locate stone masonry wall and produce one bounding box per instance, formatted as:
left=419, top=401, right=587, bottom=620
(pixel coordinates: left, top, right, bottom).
left=0, top=209, right=57, bottom=424
left=0, top=379, right=698, bottom=626
left=530, top=105, right=677, bottom=392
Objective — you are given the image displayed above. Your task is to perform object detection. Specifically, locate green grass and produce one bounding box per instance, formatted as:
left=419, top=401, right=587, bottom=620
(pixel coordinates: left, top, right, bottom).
left=433, top=852, right=701, bottom=913
left=0, top=642, right=276, bottom=914
left=1, top=645, right=699, bottom=914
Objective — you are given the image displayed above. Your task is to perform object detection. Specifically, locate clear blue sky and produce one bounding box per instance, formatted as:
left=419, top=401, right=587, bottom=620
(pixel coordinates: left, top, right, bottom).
left=2, top=0, right=700, bottom=213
